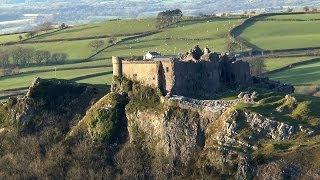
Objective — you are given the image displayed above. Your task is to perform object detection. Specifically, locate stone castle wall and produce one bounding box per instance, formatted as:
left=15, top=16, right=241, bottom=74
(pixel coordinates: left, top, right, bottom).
left=111, top=45, right=257, bottom=97
left=112, top=56, right=253, bottom=97
left=112, top=45, right=294, bottom=97
left=121, top=60, right=161, bottom=88
left=112, top=57, right=177, bottom=94
left=171, top=60, right=221, bottom=97
left=158, top=59, right=175, bottom=94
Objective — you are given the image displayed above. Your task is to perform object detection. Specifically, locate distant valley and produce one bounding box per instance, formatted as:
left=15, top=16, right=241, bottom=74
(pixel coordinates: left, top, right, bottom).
left=1, top=0, right=320, bottom=34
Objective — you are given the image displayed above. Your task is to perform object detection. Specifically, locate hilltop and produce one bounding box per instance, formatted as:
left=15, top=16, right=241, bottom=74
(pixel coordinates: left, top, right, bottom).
left=0, top=76, right=319, bottom=178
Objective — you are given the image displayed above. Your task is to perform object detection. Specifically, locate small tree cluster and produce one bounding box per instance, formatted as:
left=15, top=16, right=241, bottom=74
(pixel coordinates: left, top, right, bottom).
left=0, top=46, right=68, bottom=68
left=24, top=21, right=54, bottom=39
left=25, top=30, right=38, bottom=39
left=60, top=23, right=67, bottom=29
left=156, top=9, right=183, bottom=29
left=0, top=49, right=10, bottom=68
left=88, top=40, right=105, bottom=52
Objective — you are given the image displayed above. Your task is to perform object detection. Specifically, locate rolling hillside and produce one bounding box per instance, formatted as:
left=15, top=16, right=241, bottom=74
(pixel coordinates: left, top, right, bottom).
left=0, top=16, right=244, bottom=99
left=1, top=12, right=320, bottom=99
left=237, top=13, right=320, bottom=50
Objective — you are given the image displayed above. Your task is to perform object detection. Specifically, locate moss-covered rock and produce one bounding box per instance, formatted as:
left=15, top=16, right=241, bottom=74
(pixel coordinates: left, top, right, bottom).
left=84, top=92, right=128, bottom=143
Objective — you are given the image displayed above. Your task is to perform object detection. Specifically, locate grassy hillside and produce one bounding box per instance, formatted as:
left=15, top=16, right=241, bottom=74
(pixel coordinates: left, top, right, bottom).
left=239, top=21, right=320, bottom=50
left=269, top=61, right=320, bottom=85
left=0, top=17, right=243, bottom=93
left=238, top=14, right=320, bottom=50
left=264, top=56, right=318, bottom=72
left=0, top=33, right=27, bottom=44
left=263, top=13, right=320, bottom=20
left=28, top=19, right=157, bottom=41
left=19, top=59, right=111, bottom=73
left=0, top=67, right=112, bottom=90
left=96, top=19, right=241, bottom=58
left=3, top=39, right=101, bottom=61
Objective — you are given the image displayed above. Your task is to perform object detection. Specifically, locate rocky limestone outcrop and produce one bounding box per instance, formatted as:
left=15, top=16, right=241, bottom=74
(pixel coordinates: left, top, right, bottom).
left=125, top=91, right=317, bottom=178
left=126, top=96, right=253, bottom=167
left=4, top=77, right=105, bottom=130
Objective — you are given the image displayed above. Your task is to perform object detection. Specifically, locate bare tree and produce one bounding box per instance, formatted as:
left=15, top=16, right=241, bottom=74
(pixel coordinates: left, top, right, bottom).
left=33, top=50, right=51, bottom=64
left=39, top=21, right=54, bottom=31
left=11, top=46, right=35, bottom=66
left=50, top=53, right=68, bottom=64
left=0, top=49, right=10, bottom=68
left=25, top=31, right=37, bottom=39
left=89, top=40, right=105, bottom=52
left=303, top=6, right=310, bottom=12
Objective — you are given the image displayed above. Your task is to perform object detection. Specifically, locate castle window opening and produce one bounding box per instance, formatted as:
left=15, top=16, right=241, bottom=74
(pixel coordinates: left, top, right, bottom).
left=153, top=77, right=155, bottom=80
left=166, top=67, right=169, bottom=72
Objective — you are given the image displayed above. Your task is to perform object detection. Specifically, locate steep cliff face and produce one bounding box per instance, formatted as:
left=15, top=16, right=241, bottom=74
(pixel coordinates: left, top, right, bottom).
left=125, top=94, right=319, bottom=179
left=1, top=78, right=319, bottom=179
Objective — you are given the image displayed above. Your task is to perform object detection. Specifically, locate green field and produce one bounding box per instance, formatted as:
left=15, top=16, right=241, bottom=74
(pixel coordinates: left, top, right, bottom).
left=263, top=13, right=320, bottom=20
left=78, top=73, right=113, bottom=85
left=239, top=20, right=320, bottom=50
left=19, top=59, right=112, bottom=73
left=264, top=56, right=318, bottom=72
left=0, top=33, right=27, bottom=44
left=0, top=67, right=112, bottom=90
left=268, top=61, right=320, bottom=85
left=3, top=38, right=112, bottom=61
left=29, top=19, right=157, bottom=41
left=0, top=17, right=244, bottom=92
left=0, top=29, right=60, bottom=44
left=96, top=19, right=242, bottom=58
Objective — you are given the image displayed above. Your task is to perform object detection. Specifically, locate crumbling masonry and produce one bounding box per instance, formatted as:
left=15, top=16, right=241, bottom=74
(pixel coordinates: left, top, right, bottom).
left=112, top=46, right=254, bottom=97
left=112, top=46, right=294, bottom=97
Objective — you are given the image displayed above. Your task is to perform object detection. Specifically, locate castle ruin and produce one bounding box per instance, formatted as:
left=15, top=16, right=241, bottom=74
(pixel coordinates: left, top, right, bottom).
left=112, top=46, right=253, bottom=97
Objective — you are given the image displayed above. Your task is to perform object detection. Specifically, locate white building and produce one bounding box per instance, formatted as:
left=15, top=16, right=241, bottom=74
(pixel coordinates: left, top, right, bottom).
left=144, top=51, right=161, bottom=60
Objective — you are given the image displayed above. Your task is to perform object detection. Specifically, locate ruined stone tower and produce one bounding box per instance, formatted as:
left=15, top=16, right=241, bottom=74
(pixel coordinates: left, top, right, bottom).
left=112, top=47, right=254, bottom=97
left=112, top=56, right=122, bottom=76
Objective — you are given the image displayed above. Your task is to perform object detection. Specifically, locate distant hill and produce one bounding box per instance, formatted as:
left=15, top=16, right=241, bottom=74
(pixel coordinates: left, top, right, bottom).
left=0, top=0, right=319, bottom=34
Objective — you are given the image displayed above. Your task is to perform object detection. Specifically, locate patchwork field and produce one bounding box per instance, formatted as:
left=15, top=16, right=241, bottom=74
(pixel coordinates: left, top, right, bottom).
left=238, top=13, right=320, bottom=50
left=96, top=19, right=242, bottom=58
left=3, top=39, right=102, bottom=61
left=269, top=61, right=320, bottom=85
left=0, top=33, right=27, bottom=44
left=239, top=21, right=320, bottom=50
left=264, top=56, right=318, bottom=72
left=0, top=67, right=112, bottom=91
left=1, top=13, right=320, bottom=98
left=0, top=17, right=243, bottom=93
left=29, top=19, right=157, bottom=41
left=19, top=59, right=111, bottom=73
left=263, top=13, right=320, bottom=20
